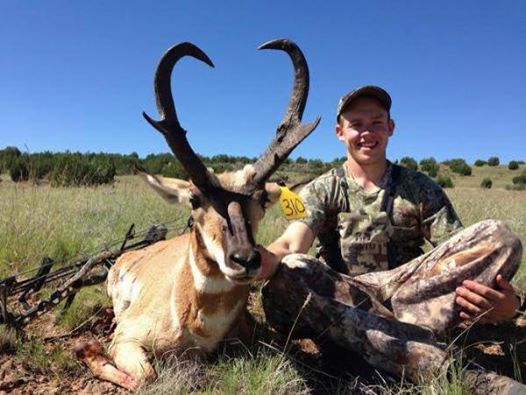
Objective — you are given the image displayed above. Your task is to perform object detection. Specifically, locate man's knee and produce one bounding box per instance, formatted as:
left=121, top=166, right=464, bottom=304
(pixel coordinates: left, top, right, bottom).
left=476, top=220, right=522, bottom=272
left=474, top=219, right=521, bottom=249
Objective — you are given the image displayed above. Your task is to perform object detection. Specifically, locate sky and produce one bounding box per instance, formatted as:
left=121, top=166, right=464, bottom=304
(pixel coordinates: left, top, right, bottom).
left=1, top=1, right=525, bottom=163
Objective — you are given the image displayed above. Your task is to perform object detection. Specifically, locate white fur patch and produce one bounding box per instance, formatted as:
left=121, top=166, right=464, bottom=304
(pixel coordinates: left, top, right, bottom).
left=188, top=243, right=235, bottom=294
left=110, top=269, right=143, bottom=317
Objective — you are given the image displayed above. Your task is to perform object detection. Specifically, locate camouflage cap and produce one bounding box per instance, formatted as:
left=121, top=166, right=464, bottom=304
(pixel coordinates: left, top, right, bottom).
left=336, top=86, right=392, bottom=121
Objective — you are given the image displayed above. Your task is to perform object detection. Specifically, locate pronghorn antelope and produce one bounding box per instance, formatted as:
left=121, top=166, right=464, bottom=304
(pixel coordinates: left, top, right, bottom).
left=74, top=39, right=320, bottom=390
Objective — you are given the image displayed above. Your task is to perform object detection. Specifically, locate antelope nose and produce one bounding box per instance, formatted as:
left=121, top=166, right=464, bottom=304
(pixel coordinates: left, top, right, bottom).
left=230, top=251, right=261, bottom=271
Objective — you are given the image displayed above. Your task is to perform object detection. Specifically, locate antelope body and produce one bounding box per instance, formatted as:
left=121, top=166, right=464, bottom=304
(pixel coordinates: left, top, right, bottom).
left=74, top=39, right=319, bottom=390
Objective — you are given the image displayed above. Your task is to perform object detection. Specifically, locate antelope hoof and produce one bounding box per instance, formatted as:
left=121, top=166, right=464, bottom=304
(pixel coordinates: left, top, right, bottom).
left=73, top=339, right=103, bottom=360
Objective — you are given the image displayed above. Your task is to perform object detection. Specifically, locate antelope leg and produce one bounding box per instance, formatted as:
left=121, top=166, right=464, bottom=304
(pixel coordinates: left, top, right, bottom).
left=74, top=339, right=139, bottom=391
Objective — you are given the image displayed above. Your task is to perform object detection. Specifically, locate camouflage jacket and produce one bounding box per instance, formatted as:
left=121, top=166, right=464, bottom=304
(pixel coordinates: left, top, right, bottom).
left=297, top=161, right=463, bottom=275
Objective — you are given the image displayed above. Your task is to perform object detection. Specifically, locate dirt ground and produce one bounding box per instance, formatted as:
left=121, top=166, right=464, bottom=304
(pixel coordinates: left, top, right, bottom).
left=1, top=308, right=524, bottom=394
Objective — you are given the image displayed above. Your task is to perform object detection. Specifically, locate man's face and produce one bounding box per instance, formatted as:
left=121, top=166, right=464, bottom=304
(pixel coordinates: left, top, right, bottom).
left=335, top=97, right=394, bottom=166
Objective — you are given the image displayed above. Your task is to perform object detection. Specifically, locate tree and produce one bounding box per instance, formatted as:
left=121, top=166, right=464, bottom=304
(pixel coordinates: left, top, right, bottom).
left=474, top=159, right=486, bottom=167
left=508, top=161, right=519, bottom=170
left=419, top=157, right=439, bottom=177
left=295, top=156, right=307, bottom=164
left=487, top=157, right=500, bottom=166
left=9, top=155, right=29, bottom=182
left=0, top=146, right=22, bottom=173
left=400, top=156, right=418, bottom=171
left=446, top=158, right=472, bottom=176
left=50, top=153, right=116, bottom=186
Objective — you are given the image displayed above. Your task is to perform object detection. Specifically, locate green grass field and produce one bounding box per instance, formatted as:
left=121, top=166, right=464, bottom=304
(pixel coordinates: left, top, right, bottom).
left=0, top=166, right=524, bottom=393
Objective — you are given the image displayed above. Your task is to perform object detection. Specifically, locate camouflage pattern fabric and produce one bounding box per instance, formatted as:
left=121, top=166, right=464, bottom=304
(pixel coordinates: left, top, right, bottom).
left=297, top=162, right=463, bottom=275
left=262, top=220, right=523, bottom=388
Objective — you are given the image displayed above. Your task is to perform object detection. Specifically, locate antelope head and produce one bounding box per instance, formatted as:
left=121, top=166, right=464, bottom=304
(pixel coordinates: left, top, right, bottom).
left=142, top=39, right=320, bottom=284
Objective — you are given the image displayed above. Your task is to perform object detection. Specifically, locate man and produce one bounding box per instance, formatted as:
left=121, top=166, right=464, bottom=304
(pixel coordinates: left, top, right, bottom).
left=259, top=85, right=521, bottom=322
left=257, top=86, right=524, bottom=389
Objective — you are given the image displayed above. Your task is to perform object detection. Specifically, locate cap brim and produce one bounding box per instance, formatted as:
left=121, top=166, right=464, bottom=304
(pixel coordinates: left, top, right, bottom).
left=337, top=86, right=392, bottom=120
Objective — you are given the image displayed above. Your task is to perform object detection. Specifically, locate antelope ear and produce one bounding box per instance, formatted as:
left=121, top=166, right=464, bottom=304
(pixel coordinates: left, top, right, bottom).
left=264, top=182, right=282, bottom=207
left=139, top=172, right=192, bottom=206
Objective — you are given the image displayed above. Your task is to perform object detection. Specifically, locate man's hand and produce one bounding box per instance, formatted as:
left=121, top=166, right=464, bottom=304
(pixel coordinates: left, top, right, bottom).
left=455, top=274, right=520, bottom=324
left=256, top=246, right=281, bottom=280
left=255, top=221, right=315, bottom=281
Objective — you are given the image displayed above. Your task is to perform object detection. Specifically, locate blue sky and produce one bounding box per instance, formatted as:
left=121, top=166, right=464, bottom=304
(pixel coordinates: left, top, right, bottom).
left=1, top=1, right=525, bottom=163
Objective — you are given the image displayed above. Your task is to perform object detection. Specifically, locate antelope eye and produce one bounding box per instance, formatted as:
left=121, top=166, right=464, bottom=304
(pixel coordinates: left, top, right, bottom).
left=190, top=195, right=201, bottom=210
left=255, top=190, right=269, bottom=208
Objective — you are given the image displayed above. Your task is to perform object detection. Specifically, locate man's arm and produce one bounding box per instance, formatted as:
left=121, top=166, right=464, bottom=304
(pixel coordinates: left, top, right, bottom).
left=257, top=221, right=315, bottom=280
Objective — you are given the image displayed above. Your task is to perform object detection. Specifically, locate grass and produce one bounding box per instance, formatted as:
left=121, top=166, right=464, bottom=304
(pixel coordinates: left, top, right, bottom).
left=55, top=286, right=110, bottom=330
left=137, top=348, right=311, bottom=395
left=438, top=163, right=526, bottom=189
left=17, top=336, right=79, bottom=375
left=0, top=175, right=189, bottom=275
left=0, top=169, right=525, bottom=393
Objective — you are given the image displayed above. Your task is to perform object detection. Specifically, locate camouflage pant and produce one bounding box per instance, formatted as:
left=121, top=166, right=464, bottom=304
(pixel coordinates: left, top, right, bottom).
left=262, top=220, right=523, bottom=383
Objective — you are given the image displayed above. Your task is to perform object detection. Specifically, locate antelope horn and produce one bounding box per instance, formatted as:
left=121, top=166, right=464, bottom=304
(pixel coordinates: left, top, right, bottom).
left=142, top=42, right=217, bottom=194
left=247, top=39, right=321, bottom=192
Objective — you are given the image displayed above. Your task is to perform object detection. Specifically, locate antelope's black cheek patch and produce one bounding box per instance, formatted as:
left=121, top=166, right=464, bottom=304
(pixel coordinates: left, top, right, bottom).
left=190, top=195, right=201, bottom=210
left=252, top=190, right=269, bottom=208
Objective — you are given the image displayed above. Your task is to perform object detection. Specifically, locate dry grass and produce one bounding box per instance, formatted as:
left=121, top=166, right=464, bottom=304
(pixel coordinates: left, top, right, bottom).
left=440, top=163, right=525, bottom=189
left=0, top=175, right=188, bottom=276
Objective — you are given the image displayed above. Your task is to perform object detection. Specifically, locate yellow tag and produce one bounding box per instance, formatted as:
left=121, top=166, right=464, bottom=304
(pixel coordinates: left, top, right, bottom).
left=278, top=186, right=307, bottom=220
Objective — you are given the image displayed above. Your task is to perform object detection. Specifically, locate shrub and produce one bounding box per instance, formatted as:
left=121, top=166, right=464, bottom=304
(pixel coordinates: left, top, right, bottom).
left=487, top=156, right=500, bottom=166
left=0, top=146, right=22, bottom=173
left=455, top=163, right=471, bottom=176
left=437, top=175, right=454, bottom=188
left=330, top=156, right=346, bottom=166
left=480, top=178, right=492, bottom=189
left=295, top=157, right=307, bottom=164
left=508, top=161, right=519, bottom=170
left=419, top=157, right=438, bottom=177
left=512, top=172, right=526, bottom=186
left=208, top=163, right=234, bottom=173
left=9, top=155, right=29, bottom=182
left=447, top=158, right=472, bottom=176
left=309, top=159, right=325, bottom=168
left=160, top=161, right=187, bottom=179
left=50, top=154, right=115, bottom=186
left=400, top=156, right=418, bottom=170
left=474, top=159, right=486, bottom=167
left=506, top=183, right=526, bottom=191
left=427, top=167, right=438, bottom=177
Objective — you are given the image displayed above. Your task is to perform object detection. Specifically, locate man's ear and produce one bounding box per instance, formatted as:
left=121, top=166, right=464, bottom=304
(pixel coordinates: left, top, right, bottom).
left=388, top=118, right=395, bottom=137
left=138, top=172, right=192, bottom=206
left=335, top=122, right=345, bottom=142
